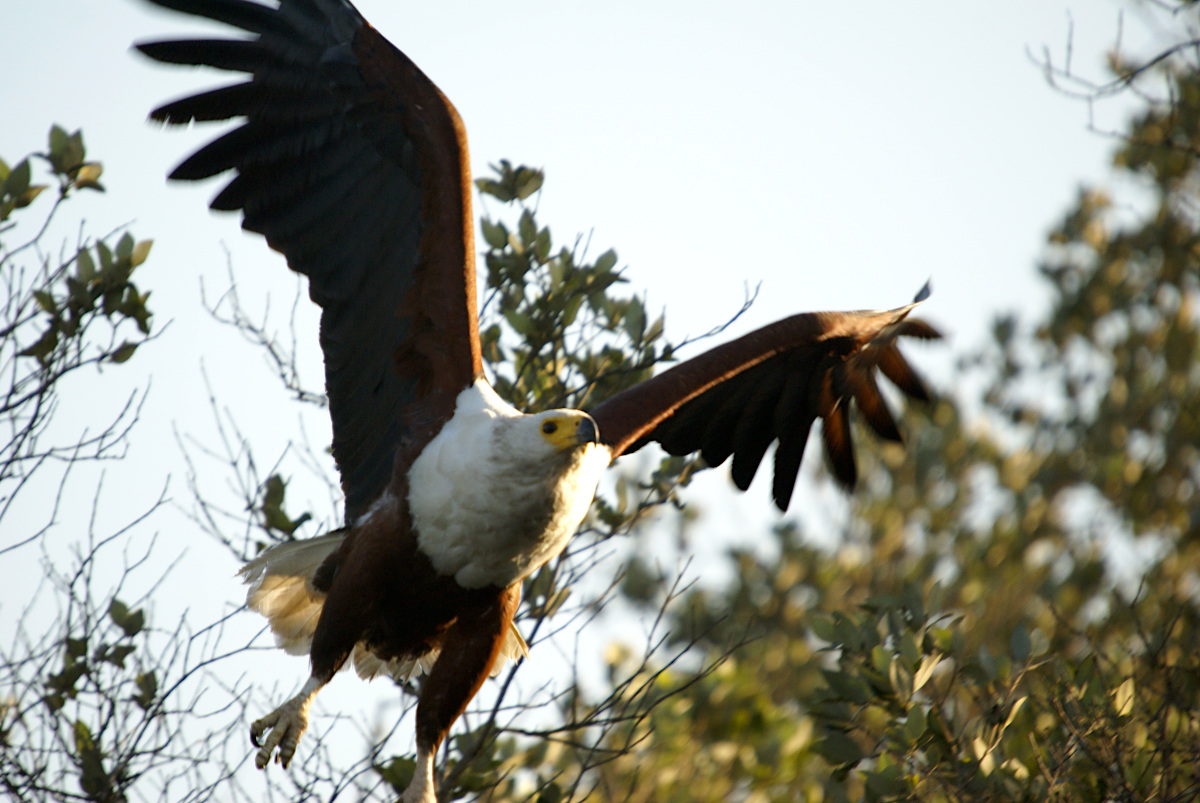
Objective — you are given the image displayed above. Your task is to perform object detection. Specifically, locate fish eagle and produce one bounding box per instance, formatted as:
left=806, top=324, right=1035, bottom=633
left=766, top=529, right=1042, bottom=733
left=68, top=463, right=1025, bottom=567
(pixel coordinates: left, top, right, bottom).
left=137, top=1, right=939, bottom=800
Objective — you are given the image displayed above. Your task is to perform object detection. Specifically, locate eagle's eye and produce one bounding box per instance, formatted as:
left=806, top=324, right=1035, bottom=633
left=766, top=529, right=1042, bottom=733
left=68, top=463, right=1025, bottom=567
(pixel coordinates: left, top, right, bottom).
left=541, top=420, right=558, bottom=435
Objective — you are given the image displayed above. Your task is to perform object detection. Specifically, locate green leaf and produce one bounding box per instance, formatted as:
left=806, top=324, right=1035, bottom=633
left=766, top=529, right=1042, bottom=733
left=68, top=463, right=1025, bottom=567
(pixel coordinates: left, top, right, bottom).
left=1001, top=695, right=1027, bottom=733
left=46, top=660, right=86, bottom=700
left=539, top=587, right=571, bottom=617
left=904, top=704, right=926, bottom=743
left=816, top=730, right=863, bottom=766
left=73, top=161, right=104, bottom=191
left=525, top=563, right=556, bottom=603
left=116, top=232, right=134, bottom=262
left=547, top=254, right=564, bottom=286
left=534, top=225, right=552, bottom=262
left=871, top=645, right=892, bottom=676
left=862, top=594, right=899, bottom=612
left=507, top=228, right=525, bottom=255
left=481, top=218, right=508, bottom=249
left=123, top=609, right=145, bottom=637
left=514, top=166, right=544, bottom=200
left=33, top=290, right=57, bottom=314
left=14, top=184, right=47, bottom=208
left=109, top=341, right=139, bottom=364
left=480, top=323, right=503, bottom=364
left=130, top=238, right=152, bottom=267
left=901, top=581, right=926, bottom=622
left=48, top=126, right=85, bottom=174
left=48, top=125, right=69, bottom=167
left=1010, top=623, right=1031, bottom=663
left=5, top=159, right=30, bottom=198
left=128, top=290, right=152, bottom=334
left=889, top=655, right=913, bottom=699
left=809, top=615, right=839, bottom=644
left=133, top=671, right=157, bottom=710
left=76, top=247, right=96, bottom=283
left=518, top=209, right=536, bottom=249
left=102, top=644, right=136, bottom=669
left=504, top=309, right=536, bottom=337
left=594, top=248, right=617, bottom=275
left=73, top=719, right=94, bottom=755
left=109, top=598, right=144, bottom=636
left=475, top=177, right=513, bottom=201
left=375, top=756, right=416, bottom=793
left=562, top=292, right=583, bottom=327
left=864, top=763, right=907, bottom=799
left=96, top=240, right=114, bottom=275
left=109, top=599, right=130, bottom=627
left=913, top=654, right=941, bottom=692
left=623, top=300, right=645, bottom=342
left=259, top=474, right=311, bottom=535
left=645, top=314, right=664, bottom=343
left=18, top=327, right=58, bottom=365
left=821, top=669, right=871, bottom=705
left=1113, top=677, right=1135, bottom=717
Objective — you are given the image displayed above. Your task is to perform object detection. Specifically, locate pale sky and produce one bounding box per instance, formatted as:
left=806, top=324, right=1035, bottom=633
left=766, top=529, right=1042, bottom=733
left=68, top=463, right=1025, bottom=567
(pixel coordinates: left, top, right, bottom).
left=4, top=0, right=1156, bottom=554
left=0, top=0, right=1173, bottom=786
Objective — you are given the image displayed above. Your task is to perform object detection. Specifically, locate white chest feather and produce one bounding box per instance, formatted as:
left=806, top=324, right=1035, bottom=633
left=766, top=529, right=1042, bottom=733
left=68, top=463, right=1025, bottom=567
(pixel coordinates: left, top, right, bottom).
left=407, top=381, right=610, bottom=589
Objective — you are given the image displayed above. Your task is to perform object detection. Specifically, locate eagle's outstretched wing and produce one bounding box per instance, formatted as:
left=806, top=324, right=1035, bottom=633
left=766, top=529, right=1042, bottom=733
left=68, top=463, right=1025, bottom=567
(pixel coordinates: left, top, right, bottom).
left=138, top=0, right=481, bottom=522
left=590, top=284, right=939, bottom=510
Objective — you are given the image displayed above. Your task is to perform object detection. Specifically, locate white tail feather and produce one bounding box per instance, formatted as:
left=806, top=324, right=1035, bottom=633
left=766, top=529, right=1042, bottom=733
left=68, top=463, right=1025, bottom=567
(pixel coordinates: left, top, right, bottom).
left=349, top=620, right=528, bottom=682
left=501, top=620, right=529, bottom=666
left=240, top=534, right=343, bottom=656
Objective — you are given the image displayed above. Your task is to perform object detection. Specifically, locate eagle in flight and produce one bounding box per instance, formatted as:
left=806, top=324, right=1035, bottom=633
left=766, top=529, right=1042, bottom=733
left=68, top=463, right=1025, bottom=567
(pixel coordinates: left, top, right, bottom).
left=138, top=0, right=938, bottom=800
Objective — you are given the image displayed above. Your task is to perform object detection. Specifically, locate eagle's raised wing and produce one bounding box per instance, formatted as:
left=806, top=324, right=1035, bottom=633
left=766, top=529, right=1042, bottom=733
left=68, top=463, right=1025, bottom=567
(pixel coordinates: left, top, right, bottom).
left=137, top=0, right=481, bottom=522
left=589, top=284, right=939, bottom=510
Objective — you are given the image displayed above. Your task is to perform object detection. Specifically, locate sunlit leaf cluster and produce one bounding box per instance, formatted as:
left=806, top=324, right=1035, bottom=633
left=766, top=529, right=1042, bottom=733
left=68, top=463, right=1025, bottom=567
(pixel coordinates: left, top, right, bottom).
left=475, top=160, right=672, bottom=413
left=3, top=127, right=153, bottom=372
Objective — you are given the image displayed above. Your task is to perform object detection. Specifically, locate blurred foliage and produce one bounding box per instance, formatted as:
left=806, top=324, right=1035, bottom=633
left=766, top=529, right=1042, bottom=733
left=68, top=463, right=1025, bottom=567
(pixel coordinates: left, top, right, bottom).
left=446, top=27, right=1200, bottom=803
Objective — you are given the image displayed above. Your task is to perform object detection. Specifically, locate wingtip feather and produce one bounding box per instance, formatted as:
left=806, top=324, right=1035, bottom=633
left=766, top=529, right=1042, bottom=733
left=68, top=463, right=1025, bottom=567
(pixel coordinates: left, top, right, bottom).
left=913, top=279, right=932, bottom=304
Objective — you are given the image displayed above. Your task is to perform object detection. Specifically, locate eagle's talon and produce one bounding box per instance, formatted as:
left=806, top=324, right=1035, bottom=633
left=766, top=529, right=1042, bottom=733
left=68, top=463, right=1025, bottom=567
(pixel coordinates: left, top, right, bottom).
left=249, top=692, right=312, bottom=770
left=249, top=720, right=266, bottom=748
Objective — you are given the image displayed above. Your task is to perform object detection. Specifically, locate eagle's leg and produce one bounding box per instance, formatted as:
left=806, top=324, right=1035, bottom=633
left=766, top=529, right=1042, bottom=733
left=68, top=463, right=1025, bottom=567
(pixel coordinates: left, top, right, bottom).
left=401, top=585, right=520, bottom=803
left=250, top=674, right=326, bottom=769
left=251, top=556, right=361, bottom=770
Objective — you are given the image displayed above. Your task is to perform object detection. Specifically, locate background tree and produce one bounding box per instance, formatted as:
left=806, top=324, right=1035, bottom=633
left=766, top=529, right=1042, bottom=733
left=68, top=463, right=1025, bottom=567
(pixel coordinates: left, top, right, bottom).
left=0, top=128, right=198, bottom=801
left=487, top=10, right=1200, bottom=802
left=6, top=3, right=1200, bottom=801
left=0, top=126, right=152, bottom=537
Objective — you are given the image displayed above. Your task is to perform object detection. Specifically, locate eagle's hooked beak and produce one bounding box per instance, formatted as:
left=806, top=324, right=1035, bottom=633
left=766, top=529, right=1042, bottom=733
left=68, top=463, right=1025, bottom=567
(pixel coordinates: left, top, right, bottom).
left=576, top=415, right=599, bottom=446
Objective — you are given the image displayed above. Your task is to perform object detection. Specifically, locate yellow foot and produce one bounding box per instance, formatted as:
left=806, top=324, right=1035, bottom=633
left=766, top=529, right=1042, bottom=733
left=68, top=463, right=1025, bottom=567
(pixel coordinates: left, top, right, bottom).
left=249, top=677, right=319, bottom=769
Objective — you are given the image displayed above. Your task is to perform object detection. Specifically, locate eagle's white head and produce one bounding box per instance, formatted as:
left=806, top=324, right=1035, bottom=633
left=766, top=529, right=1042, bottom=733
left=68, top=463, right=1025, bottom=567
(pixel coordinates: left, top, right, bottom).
left=492, top=408, right=600, bottom=471
left=409, top=381, right=612, bottom=588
